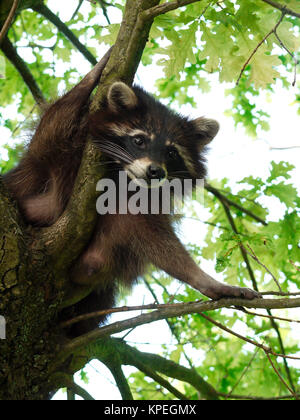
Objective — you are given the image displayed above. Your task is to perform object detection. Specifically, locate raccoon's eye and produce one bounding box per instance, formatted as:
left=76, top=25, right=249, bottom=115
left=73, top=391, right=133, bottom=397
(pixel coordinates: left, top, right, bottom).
left=168, top=149, right=179, bottom=160
left=133, top=137, right=145, bottom=147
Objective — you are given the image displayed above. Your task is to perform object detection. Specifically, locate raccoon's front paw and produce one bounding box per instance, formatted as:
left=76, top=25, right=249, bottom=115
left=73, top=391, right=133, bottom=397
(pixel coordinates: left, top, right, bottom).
left=202, top=283, right=262, bottom=301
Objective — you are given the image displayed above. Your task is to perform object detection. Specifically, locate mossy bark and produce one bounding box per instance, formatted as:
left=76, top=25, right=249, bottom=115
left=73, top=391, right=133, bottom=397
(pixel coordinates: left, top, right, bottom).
left=0, top=0, right=160, bottom=400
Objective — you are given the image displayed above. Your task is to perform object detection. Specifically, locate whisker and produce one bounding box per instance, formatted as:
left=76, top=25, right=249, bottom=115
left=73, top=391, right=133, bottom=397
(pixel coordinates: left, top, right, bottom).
left=99, top=140, right=134, bottom=158
left=98, top=140, right=137, bottom=162
left=99, top=147, right=133, bottom=164
left=106, top=143, right=134, bottom=159
left=99, top=142, right=135, bottom=164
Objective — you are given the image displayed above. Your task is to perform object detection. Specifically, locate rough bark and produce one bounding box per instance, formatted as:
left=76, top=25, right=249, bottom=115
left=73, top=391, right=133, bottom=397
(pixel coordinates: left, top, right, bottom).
left=0, top=179, right=62, bottom=399
left=0, top=0, right=163, bottom=400
left=1, top=0, right=299, bottom=401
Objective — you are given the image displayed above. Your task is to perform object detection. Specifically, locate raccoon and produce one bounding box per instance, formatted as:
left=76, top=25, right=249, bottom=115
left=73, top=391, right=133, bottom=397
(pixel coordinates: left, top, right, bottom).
left=3, top=50, right=261, bottom=335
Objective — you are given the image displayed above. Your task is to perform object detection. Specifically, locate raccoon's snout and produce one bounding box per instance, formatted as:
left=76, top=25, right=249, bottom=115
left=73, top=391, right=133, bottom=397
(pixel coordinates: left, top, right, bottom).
left=125, top=159, right=166, bottom=182
left=146, top=164, right=166, bottom=181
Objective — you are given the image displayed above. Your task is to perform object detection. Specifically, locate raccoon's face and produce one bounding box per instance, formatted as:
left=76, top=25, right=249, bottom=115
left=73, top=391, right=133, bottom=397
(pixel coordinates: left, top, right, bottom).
left=91, top=82, right=219, bottom=187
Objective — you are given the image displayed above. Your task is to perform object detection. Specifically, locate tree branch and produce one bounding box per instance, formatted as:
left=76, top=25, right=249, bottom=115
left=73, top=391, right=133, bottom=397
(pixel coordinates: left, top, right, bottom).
left=273, top=30, right=298, bottom=86
left=264, top=351, right=298, bottom=400
left=243, top=243, right=282, bottom=292
left=210, top=183, right=296, bottom=391
left=61, top=296, right=300, bottom=356
left=31, top=47, right=112, bottom=280
left=71, top=0, right=84, bottom=20
left=1, top=36, right=46, bottom=105
left=236, top=10, right=285, bottom=86
left=199, top=312, right=300, bottom=361
left=34, top=141, right=104, bottom=270
left=261, top=0, right=300, bottom=19
left=97, top=0, right=111, bottom=25
left=92, top=0, right=161, bottom=107
left=62, top=337, right=218, bottom=400
left=100, top=360, right=134, bottom=400
left=114, top=338, right=219, bottom=400
left=30, top=0, right=162, bottom=306
left=205, top=183, right=267, bottom=226
left=60, top=292, right=300, bottom=329
left=60, top=301, right=206, bottom=329
left=142, top=0, right=204, bottom=20
left=0, top=0, right=19, bottom=46
left=210, top=185, right=260, bottom=291
left=143, top=277, right=196, bottom=370
left=242, top=307, right=300, bottom=324
left=51, top=373, right=95, bottom=400
left=226, top=348, right=260, bottom=398
left=31, top=3, right=97, bottom=65
left=129, top=357, right=189, bottom=400
left=218, top=392, right=300, bottom=400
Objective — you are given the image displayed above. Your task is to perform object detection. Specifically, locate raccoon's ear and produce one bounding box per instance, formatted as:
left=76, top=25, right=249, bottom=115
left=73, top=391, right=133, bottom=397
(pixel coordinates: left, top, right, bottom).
left=192, top=117, right=220, bottom=145
left=107, top=82, right=138, bottom=113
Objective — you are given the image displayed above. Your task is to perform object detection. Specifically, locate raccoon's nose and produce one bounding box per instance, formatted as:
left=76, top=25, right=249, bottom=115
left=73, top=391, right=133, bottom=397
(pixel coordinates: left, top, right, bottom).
left=146, top=164, right=166, bottom=181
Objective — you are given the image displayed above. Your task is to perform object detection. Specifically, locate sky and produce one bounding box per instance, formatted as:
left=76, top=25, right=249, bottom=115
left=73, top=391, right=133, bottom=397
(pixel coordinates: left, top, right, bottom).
left=0, top=0, right=299, bottom=400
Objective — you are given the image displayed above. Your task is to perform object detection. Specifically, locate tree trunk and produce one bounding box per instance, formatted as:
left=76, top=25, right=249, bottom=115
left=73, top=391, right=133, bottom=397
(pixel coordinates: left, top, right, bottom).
left=0, top=0, right=161, bottom=400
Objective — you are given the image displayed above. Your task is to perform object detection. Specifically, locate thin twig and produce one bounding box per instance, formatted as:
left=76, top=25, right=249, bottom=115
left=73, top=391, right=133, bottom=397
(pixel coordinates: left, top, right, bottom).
left=0, top=0, right=19, bottom=46
left=218, top=392, right=300, bottom=400
left=289, top=260, right=300, bottom=272
left=205, top=183, right=267, bottom=226
left=236, top=10, right=286, bottom=86
left=264, top=351, right=298, bottom=400
left=270, top=146, right=300, bottom=151
left=199, top=312, right=300, bottom=361
left=97, top=0, right=111, bottom=25
left=243, top=243, right=282, bottom=293
left=261, top=291, right=300, bottom=297
left=212, top=188, right=260, bottom=291
left=71, top=0, right=84, bottom=20
left=143, top=277, right=196, bottom=370
left=273, top=30, right=299, bottom=86
left=10, top=104, right=37, bottom=138
left=226, top=348, right=260, bottom=398
left=241, top=308, right=300, bottom=324
left=131, top=358, right=189, bottom=400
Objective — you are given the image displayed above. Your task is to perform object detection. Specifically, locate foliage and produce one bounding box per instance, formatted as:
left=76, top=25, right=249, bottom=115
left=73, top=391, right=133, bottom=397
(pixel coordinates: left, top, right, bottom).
left=0, top=0, right=299, bottom=401
left=134, top=158, right=299, bottom=400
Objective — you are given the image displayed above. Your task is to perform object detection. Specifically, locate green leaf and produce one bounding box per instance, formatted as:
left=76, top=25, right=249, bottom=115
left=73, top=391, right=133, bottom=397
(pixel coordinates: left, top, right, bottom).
left=101, top=24, right=121, bottom=45
left=265, top=182, right=298, bottom=208
left=158, top=22, right=198, bottom=79
left=266, top=161, right=295, bottom=183
left=247, top=43, right=281, bottom=88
